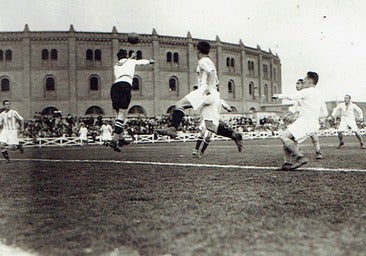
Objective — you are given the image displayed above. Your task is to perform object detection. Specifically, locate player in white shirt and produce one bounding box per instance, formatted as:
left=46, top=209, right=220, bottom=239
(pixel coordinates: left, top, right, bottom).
left=100, top=121, right=113, bottom=147
left=273, top=71, right=323, bottom=170
left=0, top=100, right=24, bottom=162
left=283, top=79, right=328, bottom=162
left=329, top=94, right=365, bottom=149
left=78, top=123, right=88, bottom=145
left=109, top=50, right=154, bottom=152
left=156, top=41, right=243, bottom=150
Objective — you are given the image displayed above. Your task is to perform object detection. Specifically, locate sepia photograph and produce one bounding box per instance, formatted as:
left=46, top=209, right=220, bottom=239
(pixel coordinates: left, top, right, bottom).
left=0, top=0, right=365, bottom=255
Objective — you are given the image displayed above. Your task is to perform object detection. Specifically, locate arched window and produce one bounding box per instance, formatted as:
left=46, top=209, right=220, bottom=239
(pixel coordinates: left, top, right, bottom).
left=89, top=76, right=99, bottom=91
left=129, top=50, right=134, bottom=57
left=169, top=77, right=178, bottom=91
left=231, top=58, right=235, bottom=67
left=132, top=77, right=140, bottom=91
left=1, top=78, right=10, bottom=91
left=5, top=50, right=12, bottom=61
left=128, top=105, right=146, bottom=116
left=251, top=61, right=255, bottom=73
left=42, top=49, right=49, bottom=60
left=136, top=50, right=142, bottom=60
left=166, top=52, right=172, bottom=62
left=85, top=106, right=104, bottom=115
left=264, top=84, right=269, bottom=101
left=173, top=52, right=179, bottom=63
left=249, top=81, right=255, bottom=98
left=41, top=106, right=58, bottom=116
left=86, top=49, right=93, bottom=60
left=247, top=60, right=251, bottom=71
left=50, top=49, right=58, bottom=60
left=45, top=77, right=55, bottom=91
left=95, top=49, right=101, bottom=61
left=227, top=58, right=230, bottom=67
left=228, top=80, right=234, bottom=94
left=0, top=50, right=3, bottom=61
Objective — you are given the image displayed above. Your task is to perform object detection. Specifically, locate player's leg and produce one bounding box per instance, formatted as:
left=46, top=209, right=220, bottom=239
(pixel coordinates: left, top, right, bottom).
left=354, top=131, right=365, bottom=149
left=280, top=130, right=307, bottom=170
left=110, top=82, right=131, bottom=152
left=193, top=129, right=205, bottom=157
left=205, top=120, right=243, bottom=152
left=200, top=131, right=213, bottom=157
left=0, top=142, right=10, bottom=163
left=310, top=134, right=322, bottom=159
left=155, top=97, right=191, bottom=138
left=337, top=131, right=345, bottom=148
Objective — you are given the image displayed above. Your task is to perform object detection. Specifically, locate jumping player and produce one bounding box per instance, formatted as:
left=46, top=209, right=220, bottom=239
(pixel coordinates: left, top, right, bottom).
left=0, top=100, right=24, bottom=163
left=155, top=41, right=243, bottom=151
left=109, top=50, right=154, bottom=152
left=329, top=94, right=365, bottom=149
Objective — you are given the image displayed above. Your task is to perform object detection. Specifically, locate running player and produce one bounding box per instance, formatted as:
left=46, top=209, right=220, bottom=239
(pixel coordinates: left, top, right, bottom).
left=0, top=100, right=24, bottom=163
left=110, top=50, right=154, bottom=152
left=155, top=41, right=243, bottom=151
left=273, top=71, right=323, bottom=170
left=283, top=79, right=327, bottom=163
left=329, top=94, right=365, bottom=149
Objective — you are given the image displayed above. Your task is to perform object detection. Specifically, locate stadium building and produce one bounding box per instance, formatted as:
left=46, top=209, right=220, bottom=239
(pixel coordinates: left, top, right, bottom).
left=0, top=24, right=282, bottom=119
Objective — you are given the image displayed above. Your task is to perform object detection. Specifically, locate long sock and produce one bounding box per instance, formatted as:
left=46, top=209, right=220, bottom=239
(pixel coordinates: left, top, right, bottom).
left=216, top=123, right=237, bottom=140
left=355, top=132, right=364, bottom=144
left=311, top=135, right=321, bottom=152
left=284, top=141, right=303, bottom=158
left=283, top=146, right=292, bottom=163
left=195, top=136, right=204, bottom=150
left=170, top=109, right=185, bottom=129
left=201, top=139, right=210, bottom=153
left=338, top=132, right=344, bottom=143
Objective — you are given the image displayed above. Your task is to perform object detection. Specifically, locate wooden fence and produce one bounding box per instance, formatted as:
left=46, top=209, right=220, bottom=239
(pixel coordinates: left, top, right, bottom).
left=20, top=128, right=366, bottom=148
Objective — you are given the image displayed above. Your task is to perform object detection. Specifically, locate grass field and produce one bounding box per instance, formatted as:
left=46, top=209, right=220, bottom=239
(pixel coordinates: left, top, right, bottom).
left=0, top=136, right=365, bottom=256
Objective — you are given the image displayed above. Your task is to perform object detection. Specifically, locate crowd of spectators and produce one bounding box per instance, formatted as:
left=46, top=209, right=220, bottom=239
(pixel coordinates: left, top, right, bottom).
left=22, top=111, right=365, bottom=140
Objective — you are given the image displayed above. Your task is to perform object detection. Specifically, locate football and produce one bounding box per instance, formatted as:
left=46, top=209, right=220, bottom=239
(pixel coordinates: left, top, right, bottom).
left=127, top=32, right=140, bottom=45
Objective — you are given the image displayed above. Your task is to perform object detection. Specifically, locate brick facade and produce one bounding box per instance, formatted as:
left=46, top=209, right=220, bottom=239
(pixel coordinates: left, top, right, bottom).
left=0, top=25, right=282, bottom=119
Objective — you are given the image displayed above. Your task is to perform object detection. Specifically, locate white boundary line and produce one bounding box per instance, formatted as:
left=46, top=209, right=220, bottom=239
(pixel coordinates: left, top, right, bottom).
left=13, top=158, right=366, bottom=173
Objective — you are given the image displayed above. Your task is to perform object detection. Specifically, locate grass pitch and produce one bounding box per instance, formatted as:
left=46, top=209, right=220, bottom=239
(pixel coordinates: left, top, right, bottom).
left=0, top=136, right=365, bottom=256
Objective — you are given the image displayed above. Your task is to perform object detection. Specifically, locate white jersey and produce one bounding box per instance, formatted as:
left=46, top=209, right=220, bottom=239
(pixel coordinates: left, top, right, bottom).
left=0, top=109, right=23, bottom=131
left=277, top=87, right=323, bottom=141
left=100, top=124, right=113, bottom=141
left=332, top=102, right=363, bottom=121
left=332, top=102, right=363, bottom=132
left=114, top=58, right=150, bottom=85
left=196, top=57, right=218, bottom=90
left=79, top=127, right=88, bottom=140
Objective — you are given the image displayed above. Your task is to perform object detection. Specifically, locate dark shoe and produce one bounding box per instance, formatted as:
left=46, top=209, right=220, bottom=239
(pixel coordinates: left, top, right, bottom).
left=155, top=127, right=178, bottom=138
left=19, top=146, right=24, bottom=154
left=234, top=133, right=243, bottom=152
left=118, top=138, right=131, bottom=147
left=290, top=156, right=308, bottom=170
left=281, top=162, right=293, bottom=170
left=192, top=149, right=199, bottom=158
left=361, top=143, right=366, bottom=149
left=337, top=142, right=344, bottom=149
left=109, top=140, right=121, bottom=152
left=315, top=151, right=323, bottom=159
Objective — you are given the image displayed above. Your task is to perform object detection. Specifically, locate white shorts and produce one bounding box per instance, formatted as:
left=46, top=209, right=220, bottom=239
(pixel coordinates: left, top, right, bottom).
left=0, top=129, right=20, bottom=145
left=288, top=117, right=319, bottom=143
left=185, top=86, right=211, bottom=111
left=199, top=90, right=221, bottom=126
left=338, top=118, right=359, bottom=132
